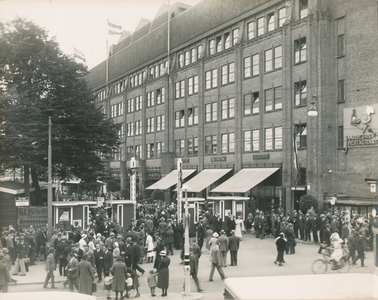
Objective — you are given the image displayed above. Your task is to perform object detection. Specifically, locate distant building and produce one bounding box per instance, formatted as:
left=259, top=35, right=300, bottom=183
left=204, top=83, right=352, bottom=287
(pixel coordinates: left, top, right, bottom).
left=86, top=0, right=378, bottom=219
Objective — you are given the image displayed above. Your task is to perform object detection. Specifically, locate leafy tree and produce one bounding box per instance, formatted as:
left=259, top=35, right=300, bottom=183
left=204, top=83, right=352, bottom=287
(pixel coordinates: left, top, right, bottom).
left=107, top=180, right=120, bottom=192
left=0, top=18, right=120, bottom=205
left=120, top=188, right=130, bottom=199
left=299, top=194, right=318, bottom=214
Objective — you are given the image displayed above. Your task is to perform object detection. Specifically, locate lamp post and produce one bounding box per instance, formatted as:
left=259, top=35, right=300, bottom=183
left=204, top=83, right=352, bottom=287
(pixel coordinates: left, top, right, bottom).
left=182, top=183, right=190, bottom=296
left=47, top=116, right=53, bottom=240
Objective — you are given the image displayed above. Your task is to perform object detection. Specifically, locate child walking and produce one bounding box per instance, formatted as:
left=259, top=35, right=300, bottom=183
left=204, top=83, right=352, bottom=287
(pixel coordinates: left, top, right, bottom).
left=125, top=273, right=133, bottom=298
left=147, top=269, right=158, bottom=297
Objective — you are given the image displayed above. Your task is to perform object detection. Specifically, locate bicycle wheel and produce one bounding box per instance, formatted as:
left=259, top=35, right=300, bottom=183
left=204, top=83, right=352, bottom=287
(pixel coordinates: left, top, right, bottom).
left=312, top=259, right=327, bottom=274
left=323, top=248, right=331, bottom=264
left=337, top=257, right=351, bottom=273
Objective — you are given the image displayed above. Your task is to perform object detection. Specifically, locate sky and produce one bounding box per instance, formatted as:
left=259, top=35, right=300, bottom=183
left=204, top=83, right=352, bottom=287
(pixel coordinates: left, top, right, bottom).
left=0, top=0, right=202, bottom=69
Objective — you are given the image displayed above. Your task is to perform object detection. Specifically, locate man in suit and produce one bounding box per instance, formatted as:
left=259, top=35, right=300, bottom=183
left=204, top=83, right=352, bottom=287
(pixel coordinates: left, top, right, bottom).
left=254, top=210, right=260, bottom=238
left=0, top=253, right=11, bottom=293
left=93, top=243, right=104, bottom=283
left=196, top=218, right=206, bottom=250
left=43, top=247, right=57, bottom=289
left=102, top=245, right=113, bottom=277
left=312, top=213, right=321, bottom=244
left=124, top=237, right=134, bottom=268
left=228, top=230, right=241, bottom=266
left=218, top=230, right=228, bottom=267
left=298, top=210, right=305, bottom=240
left=353, top=230, right=366, bottom=267
left=257, top=212, right=267, bottom=240
left=56, top=237, right=68, bottom=276
left=319, top=214, right=328, bottom=244
left=304, top=213, right=312, bottom=242
left=65, top=252, right=79, bottom=292
left=13, top=235, right=29, bottom=276
left=318, top=224, right=332, bottom=254
left=293, top=211, right=299, bottom=239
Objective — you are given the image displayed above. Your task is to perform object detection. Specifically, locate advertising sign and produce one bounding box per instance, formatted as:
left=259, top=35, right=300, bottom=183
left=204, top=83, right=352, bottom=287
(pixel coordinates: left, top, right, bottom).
left=344, top=103, right=378, bottom=148
left=17, top=206, right=48, bottom=231
left=15, top=197, right=30, bottom=207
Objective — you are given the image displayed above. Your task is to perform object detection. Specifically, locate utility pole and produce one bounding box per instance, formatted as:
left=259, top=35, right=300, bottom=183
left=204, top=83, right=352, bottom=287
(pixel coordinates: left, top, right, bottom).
left=47, top=116, right=52, bottom=240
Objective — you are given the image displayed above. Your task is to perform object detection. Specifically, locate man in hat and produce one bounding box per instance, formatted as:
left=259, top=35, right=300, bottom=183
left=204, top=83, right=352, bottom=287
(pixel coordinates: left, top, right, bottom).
left=209, top=240, right=226, bottom=281
left=13, top=235, right=28, bottom=276
left=298, top=210, right=305, bottom=240
left=56, top=236, right=68, bottom=276
left=228, top=230, right=241, bottom=266
left=124, top=237, right=134, bottom=268
left=26, top=229, right=36, bottom=266
left=218, top=230, right=228, bottom=268
left=304, top=213, right=312, bottom=242
left=105, top=232, right=116, bottom=253
left=65, top=252, right=79, bottom=291
left=158, top=217, right=167, bottom=240
left=196, top=218, right=206, bottom=250
left=43, top=247, right=57, bottom=289
left=0, top=253, right=11, bottom=293
left=79, top=234, right=87, bottom=250
left=5, top=231, right=14, bottom=265
left=145, top=215, right=155, bottom=236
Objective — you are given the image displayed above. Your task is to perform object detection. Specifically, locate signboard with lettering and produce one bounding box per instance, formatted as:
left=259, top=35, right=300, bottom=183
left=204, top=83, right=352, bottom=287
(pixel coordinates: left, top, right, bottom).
left=17, top=206, right=48, bottom=231
left=15, top=197, right=30, bottom=207
left=344, top=104, right=378, bottom=148
left=211, top=156, right=226, bottom=162
left=253, top=154, right=270, bottom=160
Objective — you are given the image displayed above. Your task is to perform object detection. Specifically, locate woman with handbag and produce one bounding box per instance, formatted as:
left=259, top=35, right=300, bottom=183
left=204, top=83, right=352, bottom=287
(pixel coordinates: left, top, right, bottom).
left=77, top=254, right=94, bottom=295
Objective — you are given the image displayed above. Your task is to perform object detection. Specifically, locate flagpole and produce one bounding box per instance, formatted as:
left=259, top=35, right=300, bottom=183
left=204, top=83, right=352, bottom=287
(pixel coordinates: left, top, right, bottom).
left=167, top=0, right=170, bottom=75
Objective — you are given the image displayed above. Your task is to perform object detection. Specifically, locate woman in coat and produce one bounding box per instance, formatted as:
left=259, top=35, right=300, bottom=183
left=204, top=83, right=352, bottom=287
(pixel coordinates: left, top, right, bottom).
left=157, top=250, right=170, bottom=297
left=111, top=256, right=127, bottom=299
left=172, top=220, right=184, bottom=250
left=77, top=254, right=94, bottom=295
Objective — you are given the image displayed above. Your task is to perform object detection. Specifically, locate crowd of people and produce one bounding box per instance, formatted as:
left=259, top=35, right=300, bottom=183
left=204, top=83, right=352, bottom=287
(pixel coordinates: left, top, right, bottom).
left=0, top=200, right=375, bottom=296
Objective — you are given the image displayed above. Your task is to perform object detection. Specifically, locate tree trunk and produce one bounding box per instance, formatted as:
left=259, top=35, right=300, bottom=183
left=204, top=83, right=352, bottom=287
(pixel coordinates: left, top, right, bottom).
left=31, top=166, right=43, bottom=205
left=24, top=165, right=31, bottom=203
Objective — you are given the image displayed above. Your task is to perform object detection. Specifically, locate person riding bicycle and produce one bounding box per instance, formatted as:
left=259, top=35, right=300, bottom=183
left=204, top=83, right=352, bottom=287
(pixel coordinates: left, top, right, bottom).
left=329, top=231, right=344, bottom=269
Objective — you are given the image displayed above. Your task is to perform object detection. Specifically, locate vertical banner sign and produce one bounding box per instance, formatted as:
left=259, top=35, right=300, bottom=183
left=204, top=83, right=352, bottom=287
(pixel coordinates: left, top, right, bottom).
left=18, top=207, right=48, bottom=231
left=130, top=157, right=137, bottom=220
left=177, top=159, right=182, bottom=222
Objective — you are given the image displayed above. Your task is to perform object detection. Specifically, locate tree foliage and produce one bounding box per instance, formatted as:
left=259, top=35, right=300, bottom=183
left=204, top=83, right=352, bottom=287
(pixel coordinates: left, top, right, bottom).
left=0, top=18, right=120, bottom=203
left=299, top=194, right=318, bottom=214
left=151, top=189, right=165, bottom=201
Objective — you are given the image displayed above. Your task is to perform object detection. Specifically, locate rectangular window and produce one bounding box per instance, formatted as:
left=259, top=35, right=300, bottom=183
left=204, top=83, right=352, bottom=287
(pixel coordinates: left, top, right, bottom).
left=338, top=34, right=345, bottom=56
left=216, top=36, right=222, bottom=52
left=205, top=68, right=218, bottom=89
left=244, top=92, right=260, bottom=115
left=197, top=44, right=203, bottom=59
left=278, top=8, right=286, bottom=27
left=205, top=102, right=217, bottom=122
left=156, top=141, right=164, bottom=158
left=257, top=17, right=264, bottom=36
left=247, top=21, right=255, bottom=39
left=147, top=143, right=155, bottom=159
left=135, top=145, right=141, bottom=159
left=221, top=62, right=235, bottom=85
left=127, top=98, right=134, bottom=113
left=338, top=126, right=344, bottom=148
left=294, top=37, right=307, bottom=63
left=275, top=127, right=282, bottom=149
left=126, top=146, right=134, bottom=160
left=265, top=87, right=282, bottom=111
left=221, top=132, right=235, bottom=153
left=267, top=12, right=275, bottom=32
left=294, top=80, right=307, bottom=106
left=184, top=51, right=190, bottom=66
left=178, top=54, right=184, bottom=68
left=147, top=117, right=154, bottom=133
left=188, top=75, right=199, bottom=95
left=156, top=87, right=165, bottom=104
left=252, top=53, right=259, bottom=76
left=265, top=88, right=273, bottom=111
left=187, top=137, right=198, bottom=156
left=138, top=73, right=142, bottom=85
left=118, top=124, right=124, bottom=138
left=224, top=32, right=230, bottom=50
left=338, top=80, right=345, bottom=102
left=154, top=66, right=159, bottom=79
left=274, top=86, right=282, bottom=110
left=156, top=115, right=165, bottom=132
left=232, top=28, right=238, bottom=46
left=135, top=120, right=142, bottom=135
left=175, top=110, right=185, bottom=128
left=175, top=139, right=185, bottom=157
left=205, top=135, right=217, bottom=154
left=274, top=46, right=282, bottom=69
left=135, top=96, right=142, bottom=111
left=221, top=98, right=235, bottom=119
left=243, top=57, right=251, bottom=78
left=265, top=127, right=281, bottom=150
left=300, top=0, right=308, bottom=19
left=147, top=91, right=155, bottom=107
left=265, top=49, right=272, bottom=72
left=209, top=39, right=215, bottom=55
left=127, top=122, right=134, bottom=137
left=244, top=130, right=259, bottom=152
left=191, top=48, right=197, bottom=63
left=187, top=107, right=198, bottom=126
left=175, top=80, right=185, bottom=98
left=159, top=62, right=165, bottom=75
left=295, top=123, right=307, bottom=148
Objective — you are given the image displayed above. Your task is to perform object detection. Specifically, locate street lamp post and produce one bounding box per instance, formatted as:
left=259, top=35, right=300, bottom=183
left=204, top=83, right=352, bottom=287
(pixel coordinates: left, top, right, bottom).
left=182, top=184, right=190, bottom=296
left=47, top=116, right=53, bottom=240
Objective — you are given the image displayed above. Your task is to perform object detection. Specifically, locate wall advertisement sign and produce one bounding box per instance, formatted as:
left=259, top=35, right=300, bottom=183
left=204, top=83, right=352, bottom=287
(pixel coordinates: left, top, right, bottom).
left=343, top=103, right=378, bottom=148
left=17, top=206, right=48, bottom=231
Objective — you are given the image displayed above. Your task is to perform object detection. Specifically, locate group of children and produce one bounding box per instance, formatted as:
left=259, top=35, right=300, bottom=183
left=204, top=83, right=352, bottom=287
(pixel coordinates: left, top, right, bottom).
left=103, top=269, right=159, bottom=298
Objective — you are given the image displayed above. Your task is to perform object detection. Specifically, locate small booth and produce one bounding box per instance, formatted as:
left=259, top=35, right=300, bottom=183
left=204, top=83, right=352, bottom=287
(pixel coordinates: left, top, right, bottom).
left=207, top=196, right=249, bottom=221
left=105, top=199, right=136, bottom=229
left=179, top=197, right=205, bottom=236
left=327, top=195, right=378, bottom=218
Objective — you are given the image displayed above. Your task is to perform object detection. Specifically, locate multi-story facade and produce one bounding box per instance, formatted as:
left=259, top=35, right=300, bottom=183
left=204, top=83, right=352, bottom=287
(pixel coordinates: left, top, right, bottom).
left=87, top=0, right=378, bottom=219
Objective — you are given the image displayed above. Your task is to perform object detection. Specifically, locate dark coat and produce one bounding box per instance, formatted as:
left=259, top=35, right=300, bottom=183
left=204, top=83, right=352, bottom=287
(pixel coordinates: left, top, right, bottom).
left=94, top=249, right=105, bottom=267
left=228, top=235, right=240, bottom=251
left=276, top=237, right=286, bottom=251
left=355, top=235, right=366, bottom=252
left=157, top=256, right=170, bottom=289
left=67, top=256, right=79, bottom=278
left=173, top=224, right=184, bottom=249
left=165, top=228, right=174, bottom=244
left=15, top=241, right=29, bottom=258
left=111, top=260, right=127, bottom=292
left=124, top=244, right=134, bottom=265
left=0, top=262, right=11, bottom=286
left=298, top=215, right=305, bottom=229
left=304, top=217, right=312, bottom=230
left=322, top=229, right=331, bottom=246
left=78, top=260, right=94, bottom=295
left=103, top=250, right=113, bottom=270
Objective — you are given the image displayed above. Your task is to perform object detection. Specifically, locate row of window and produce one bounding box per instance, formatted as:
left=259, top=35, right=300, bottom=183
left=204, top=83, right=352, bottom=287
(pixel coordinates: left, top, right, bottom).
left=126, top=115, right=165, bottom=136
left=111, top=102, right=124, bottom=118
left=175, top=107, right=199, bottom=128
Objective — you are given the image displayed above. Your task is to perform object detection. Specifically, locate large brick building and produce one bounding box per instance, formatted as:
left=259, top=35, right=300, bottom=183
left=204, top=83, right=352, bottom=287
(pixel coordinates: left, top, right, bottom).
left=86, top=0, right=378, bottom=219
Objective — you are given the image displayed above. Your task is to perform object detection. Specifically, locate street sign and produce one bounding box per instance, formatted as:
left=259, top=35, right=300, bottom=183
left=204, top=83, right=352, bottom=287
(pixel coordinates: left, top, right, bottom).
left=15, top=197, right=29, bottom=206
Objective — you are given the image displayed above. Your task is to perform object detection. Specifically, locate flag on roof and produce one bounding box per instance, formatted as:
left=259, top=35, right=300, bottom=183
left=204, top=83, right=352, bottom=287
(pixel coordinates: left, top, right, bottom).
left=108, top=20, right=122, bottom=35
left=73, top=46, right=86, bottom=63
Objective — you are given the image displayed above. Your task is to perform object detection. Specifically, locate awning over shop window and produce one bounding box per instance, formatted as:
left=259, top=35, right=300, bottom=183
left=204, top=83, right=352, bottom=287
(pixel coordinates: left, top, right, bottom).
left=146, top=169, right=196, bottom=190
left=210, top=168, right=279, bottom=193
left=174, top=169, right=232, bottom=192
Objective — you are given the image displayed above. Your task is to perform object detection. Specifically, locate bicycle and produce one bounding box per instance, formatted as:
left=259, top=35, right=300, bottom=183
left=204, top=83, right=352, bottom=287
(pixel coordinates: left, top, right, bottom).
left=312, top=247, right=351, bottom=274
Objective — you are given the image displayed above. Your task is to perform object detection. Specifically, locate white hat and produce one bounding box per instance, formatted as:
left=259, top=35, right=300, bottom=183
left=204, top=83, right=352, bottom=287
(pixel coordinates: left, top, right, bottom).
left=159, top=250, right=166, bottom=256
left=212, top=232, right=219, bottom=238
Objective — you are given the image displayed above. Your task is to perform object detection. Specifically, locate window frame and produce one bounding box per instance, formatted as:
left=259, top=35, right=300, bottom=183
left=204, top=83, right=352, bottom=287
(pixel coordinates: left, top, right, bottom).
left=205, top=102, right=218, bottom=122
left=294, top=80, right=307, bottom=107
left=221, top=132, right=235, bottom=153
left=243, top=129, right=260, bottom=152
left=295, top=123, right=307, bottom=148
left=247, top=21, right=255, bottom=40
left=221, top=98, right=235, bottom=120
left=278, top=7, right=286, bottom=27
left=187, top=137, right=199, bottom=156
left=267, top=12, right=275, bottom=32
left=294, top=37, right=307, bottom=64
left=265, top=126, right=282, bottom=150
left=205, top=68, right=218, bottom=90
left=257, top=17, right=264, bottom=36
left=188, top=75, right=199, bottom=95
left=221, top=62, right=235, bottom=85
left=205, top=135, right=217, bottom=154
left=175, top=80, right=185, bottom=99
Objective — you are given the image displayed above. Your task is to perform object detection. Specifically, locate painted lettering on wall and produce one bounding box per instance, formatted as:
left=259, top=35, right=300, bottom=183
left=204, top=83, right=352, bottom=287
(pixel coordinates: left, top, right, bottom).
left=18, top=207, right=48, bottom=230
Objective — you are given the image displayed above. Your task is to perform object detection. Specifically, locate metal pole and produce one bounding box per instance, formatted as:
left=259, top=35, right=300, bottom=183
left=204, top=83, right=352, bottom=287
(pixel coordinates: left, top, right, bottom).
left=177, top=159, right=182, bottom=222
left=47, top=116, right=53, bottom=240
left=184, top=188, right=190, bottom=296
